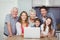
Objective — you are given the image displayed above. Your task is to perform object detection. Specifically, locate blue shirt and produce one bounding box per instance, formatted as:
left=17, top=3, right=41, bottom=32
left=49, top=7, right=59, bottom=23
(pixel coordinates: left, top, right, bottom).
left=4, top=14, right=18, bottom=35
left=38, top=13, right=57, bottom=30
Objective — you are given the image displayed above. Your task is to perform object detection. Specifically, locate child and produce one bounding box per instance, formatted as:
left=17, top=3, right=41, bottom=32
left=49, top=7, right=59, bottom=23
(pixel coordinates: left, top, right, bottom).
left=40, top=17, right=55, bottom=38
left=33, top=18, right=41, bottom=27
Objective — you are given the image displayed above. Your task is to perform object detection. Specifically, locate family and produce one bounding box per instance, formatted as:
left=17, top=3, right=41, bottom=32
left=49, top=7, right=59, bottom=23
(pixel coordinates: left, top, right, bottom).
left=4, top=6, right=56, bottom=38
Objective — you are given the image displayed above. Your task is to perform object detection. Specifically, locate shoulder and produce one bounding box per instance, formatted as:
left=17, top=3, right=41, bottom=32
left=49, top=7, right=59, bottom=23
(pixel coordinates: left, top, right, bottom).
left=16, top=22, right=22, bottom=29
left=41, top=24, right=44, bottom=27
left=5, top=14, right=12, bottom=22
left=40, top=24, right=44, bottom=30
left=6, top=14, right=11, bottom=17
left=16, top=22, right=21, bottom=27
left=40, top=24, right=45, bottom=28
left=5, top=14, right=12, bottom=20
left=16, top=22, right=21, bottom=25
left=47, top=13, right=54, bottom=17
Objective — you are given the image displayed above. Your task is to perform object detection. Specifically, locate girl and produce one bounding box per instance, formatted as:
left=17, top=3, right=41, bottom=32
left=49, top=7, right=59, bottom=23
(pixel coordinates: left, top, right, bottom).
left=16, top=11, right=29, bottom=36
left=33, top=18, right=41, bottom=27
left=40, top=17, right=55, bottom=37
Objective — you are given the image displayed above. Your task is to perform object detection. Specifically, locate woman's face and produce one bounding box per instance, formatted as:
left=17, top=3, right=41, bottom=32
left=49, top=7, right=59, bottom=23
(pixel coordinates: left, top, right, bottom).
left=46, top=18, right=51, bottom=26
left=30, top=12, right=36, bottom=19
left=35, top=21, right=40, bottom=27
left=21, top=13, right=27, bottom=21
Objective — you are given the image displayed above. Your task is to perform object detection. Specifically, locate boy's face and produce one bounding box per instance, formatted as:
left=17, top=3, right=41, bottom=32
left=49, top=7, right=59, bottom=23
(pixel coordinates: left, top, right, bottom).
left=35, top=21, right=40, bottom=27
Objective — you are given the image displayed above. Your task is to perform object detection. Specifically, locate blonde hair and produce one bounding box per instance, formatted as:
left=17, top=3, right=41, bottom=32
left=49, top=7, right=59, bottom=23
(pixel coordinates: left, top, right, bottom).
left=29, top=9, right=36, bottom=14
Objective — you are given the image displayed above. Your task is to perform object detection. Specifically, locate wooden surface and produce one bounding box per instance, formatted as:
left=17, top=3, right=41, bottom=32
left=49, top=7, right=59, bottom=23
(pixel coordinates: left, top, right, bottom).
left=6, top=35, right=57, bottom=40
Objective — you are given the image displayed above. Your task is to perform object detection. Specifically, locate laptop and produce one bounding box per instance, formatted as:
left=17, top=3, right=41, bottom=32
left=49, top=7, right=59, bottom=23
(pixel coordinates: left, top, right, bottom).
left=24, top=27, right=40, bottom=38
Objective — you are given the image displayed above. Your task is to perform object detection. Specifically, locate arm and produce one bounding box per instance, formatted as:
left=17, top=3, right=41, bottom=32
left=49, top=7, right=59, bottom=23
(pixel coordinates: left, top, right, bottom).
left=40, top=24, right=46, bottom=37
left=40, top=24, right=44, bottom=32
left=51, top=29, right=55, bottom=36
left=48, top=29, right=55, bottom=37
left=7, top=22, right=12, bottom=37
left=5, top=14, right=12, bottom=37
left=16, top=22, right=22, bottom=35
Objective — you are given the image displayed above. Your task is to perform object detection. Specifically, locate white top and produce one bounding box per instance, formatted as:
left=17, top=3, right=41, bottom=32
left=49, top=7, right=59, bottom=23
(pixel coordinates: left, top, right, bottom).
left=16, top=22, right=22, bottom=35
left=16, top=22, right=30, bottom=35
left=42, top=17, right=46, bottom=23
left=41, top=24, right=49, bottom=35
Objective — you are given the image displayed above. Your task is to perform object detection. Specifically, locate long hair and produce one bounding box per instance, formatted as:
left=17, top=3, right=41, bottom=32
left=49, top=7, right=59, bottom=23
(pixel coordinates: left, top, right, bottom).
left=44, top=17, right=53, bottom=32
left=18, top=11, right=28, bottom=24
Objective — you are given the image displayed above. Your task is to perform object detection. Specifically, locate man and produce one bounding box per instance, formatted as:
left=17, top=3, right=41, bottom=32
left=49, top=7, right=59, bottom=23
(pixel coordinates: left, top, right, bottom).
left=38, top=6, right=56, bottom=30
left=29, top=9, right=37, bottom=26
left=4, top=7, right=18, bottom=37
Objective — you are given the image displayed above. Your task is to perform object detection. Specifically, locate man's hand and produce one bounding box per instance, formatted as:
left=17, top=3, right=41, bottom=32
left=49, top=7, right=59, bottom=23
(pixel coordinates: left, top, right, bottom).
left=7, top=22, right=12, bottom=37
left=8, top=33, right=13, bottom=37
left=8, top=34, right=13, bottom=37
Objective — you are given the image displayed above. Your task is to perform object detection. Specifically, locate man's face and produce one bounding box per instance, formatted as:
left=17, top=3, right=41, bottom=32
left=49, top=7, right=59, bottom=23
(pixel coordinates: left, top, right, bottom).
left=30, top=12, right=36, bottom=19
left=11, top=8, right=18, bottom=18
left=40, top=8, right=47, bottom=17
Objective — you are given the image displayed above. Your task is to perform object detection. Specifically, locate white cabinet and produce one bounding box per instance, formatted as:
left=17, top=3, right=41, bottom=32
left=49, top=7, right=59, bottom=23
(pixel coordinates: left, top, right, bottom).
left=56, top=31, right=60, bottom=40
left=32, top=0, right=46, bottom=7
left=32, top=0, right=60, bottom=7
left=49, top=0, right=60, bottom=6
left=18, top=0, right=32, bottom=15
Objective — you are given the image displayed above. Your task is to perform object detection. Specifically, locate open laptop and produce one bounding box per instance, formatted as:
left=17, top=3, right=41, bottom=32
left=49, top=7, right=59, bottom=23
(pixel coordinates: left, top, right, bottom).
left=24, top=27, right=40, bottom=38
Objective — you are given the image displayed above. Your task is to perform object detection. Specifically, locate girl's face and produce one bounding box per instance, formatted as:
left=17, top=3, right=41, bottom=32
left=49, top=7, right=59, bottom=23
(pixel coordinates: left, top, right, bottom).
left=21, top=13, right=27, bottom=21
left=35, top=20, right=40, bottom=27
left=46, top=18, right=51, bottom=26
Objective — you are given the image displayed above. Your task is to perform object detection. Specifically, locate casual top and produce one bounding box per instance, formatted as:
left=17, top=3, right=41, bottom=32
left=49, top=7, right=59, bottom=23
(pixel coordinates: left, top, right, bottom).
left=16, top=22, right=21, bottom=35
left=28, top=18, right=34, bottom=27
left=4, top=14, right=18, bottom=35
left=38, top=13, right=56, bottom=29
left=42, top=17, right=47, bottom=23
left=40, top=24, right=49, bottom=35
left=16, top=22, right=29, bottom=35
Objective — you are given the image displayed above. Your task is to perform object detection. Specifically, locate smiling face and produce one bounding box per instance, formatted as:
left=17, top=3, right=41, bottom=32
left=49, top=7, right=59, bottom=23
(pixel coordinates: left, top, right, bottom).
left=35, top=20, right=40, bottom=27
left=30, top=12, right=36, bottom=19
left=21, top=13, right=27, bottom=21
left=40, top=8, right=47, bottom=17
left=46, top=18, right=52, bottom=26
left=11, top=7, right=18, bottom=18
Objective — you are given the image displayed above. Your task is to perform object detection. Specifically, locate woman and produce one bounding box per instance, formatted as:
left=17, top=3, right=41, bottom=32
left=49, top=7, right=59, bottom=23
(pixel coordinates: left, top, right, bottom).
left=40, top=17, right=55, bottom=37
left=16, top=11, right=29, bottom=35
left=29, top=9, right=37, bottom=27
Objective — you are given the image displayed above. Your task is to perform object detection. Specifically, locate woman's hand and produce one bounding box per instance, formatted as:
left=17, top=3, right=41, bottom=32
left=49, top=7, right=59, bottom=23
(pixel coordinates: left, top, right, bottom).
left=48, top=29, right=55, bottom=37
left=21, top=33, right=24, bottom=37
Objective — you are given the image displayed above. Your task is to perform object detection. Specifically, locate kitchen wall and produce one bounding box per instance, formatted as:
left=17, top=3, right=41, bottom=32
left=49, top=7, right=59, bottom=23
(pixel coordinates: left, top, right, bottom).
left=0, top=0, right=60, bottom=39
